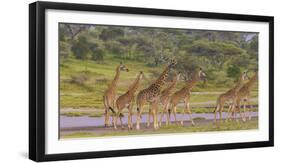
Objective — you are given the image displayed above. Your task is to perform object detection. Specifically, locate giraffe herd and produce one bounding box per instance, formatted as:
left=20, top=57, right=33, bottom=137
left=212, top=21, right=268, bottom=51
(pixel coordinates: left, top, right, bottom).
left=103, top=61, right=258, bottom=130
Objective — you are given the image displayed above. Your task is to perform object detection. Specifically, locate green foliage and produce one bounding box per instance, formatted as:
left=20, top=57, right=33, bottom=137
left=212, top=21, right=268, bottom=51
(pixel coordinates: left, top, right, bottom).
left=175, top=51, right=199, bottom=79
left=91, top=47, right=104, bottom=61
left=227, top=65, right=241, bottom=80
left=99, top=27, right=124, bottom=41
left=105, top=40, right=125, bottom=55
left=60, top=24, right=258, bottom=73
left=71, top=35, right=105, bottom=61
left=71, top=36, right=91, bottom=60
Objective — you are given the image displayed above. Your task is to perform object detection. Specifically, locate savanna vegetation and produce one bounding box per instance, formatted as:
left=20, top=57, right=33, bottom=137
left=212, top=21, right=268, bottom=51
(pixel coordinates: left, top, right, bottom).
left=59, top=23, right=258, bottom=113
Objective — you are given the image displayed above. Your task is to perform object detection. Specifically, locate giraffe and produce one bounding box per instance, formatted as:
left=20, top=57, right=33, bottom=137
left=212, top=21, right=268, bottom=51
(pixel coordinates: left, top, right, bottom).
left=114, top=71, right=144, bottom=129
left=169, top=68, right=206, bottom=126
left=213, top=71, right=248, bottom=123
left=158, top=72, right=181, bottom=127
left=103, top=62, right=129, bottom=127
left=136, top=60, right=177, bottom=130
left=230, top=72, right=258, bottom=121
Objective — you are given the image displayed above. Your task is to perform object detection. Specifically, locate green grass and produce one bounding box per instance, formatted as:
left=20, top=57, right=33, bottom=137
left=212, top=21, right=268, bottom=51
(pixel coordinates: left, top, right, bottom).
left=62, top=132, right=99, bottom=138
left=61, top=112, right=104, bottom=117
left=61, top=112, right=87, bottom=117
left=61, top=119, right=258, bottom=139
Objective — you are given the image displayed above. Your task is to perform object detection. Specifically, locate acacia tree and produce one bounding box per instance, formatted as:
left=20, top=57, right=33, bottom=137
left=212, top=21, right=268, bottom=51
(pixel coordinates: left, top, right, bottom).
left=65, top=24, right=91, bottom=40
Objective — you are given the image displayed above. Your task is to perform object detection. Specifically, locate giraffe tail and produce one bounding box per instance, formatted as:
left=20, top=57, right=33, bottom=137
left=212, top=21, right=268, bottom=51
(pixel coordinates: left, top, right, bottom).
left=137, top=107, right=142, bottom=119
left=109, top=107, right=124, bottom=117
left=168, top=109, right=171, bottom=116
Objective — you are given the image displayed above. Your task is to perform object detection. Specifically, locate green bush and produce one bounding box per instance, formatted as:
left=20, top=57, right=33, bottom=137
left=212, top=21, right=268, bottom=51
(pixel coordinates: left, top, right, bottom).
left=70, top=71, right=91, bottom=85
left=227, top=65, right=241, bottom=80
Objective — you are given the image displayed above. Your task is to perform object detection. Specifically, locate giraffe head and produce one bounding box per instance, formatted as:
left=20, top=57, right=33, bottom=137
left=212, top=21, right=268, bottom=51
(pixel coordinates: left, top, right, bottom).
left=243, top=71, right=249, bottom=80
left=138, top=71, right=144, bottom=79
left=238, top=71, right=249, bottom=83
left=168, top=59, right=177, bottom=69
left=189, top=68, right=206, bottom=82
left=118, top=62, right=129, bottom=72
left=174, top=72, right=183, bottom=81
left=169, top=72, right=182, bottom=83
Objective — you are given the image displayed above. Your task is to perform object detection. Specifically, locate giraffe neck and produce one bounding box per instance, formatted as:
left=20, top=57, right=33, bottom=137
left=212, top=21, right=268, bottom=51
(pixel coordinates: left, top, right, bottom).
left=162, top=78, right=178, bottom=95
left=184, top=73, right=200, bottom=91
left=154, top=66, right=171, bottom=88
left=110, top=66, right=120, bottom=90
left=233, top=78, right=244, bottom=91
left=128, top=76, right=142, bottom=95
left=244, top=74, right=257, bottom=89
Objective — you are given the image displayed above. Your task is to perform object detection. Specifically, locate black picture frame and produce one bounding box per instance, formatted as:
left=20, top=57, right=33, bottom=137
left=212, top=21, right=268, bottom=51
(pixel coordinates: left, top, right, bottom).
left=29, top=1, right=274, bottom=162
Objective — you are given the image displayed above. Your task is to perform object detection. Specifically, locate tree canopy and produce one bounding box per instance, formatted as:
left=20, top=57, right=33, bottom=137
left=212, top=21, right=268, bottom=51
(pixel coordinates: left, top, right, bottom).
left=59, top=23, right=258, bottom=85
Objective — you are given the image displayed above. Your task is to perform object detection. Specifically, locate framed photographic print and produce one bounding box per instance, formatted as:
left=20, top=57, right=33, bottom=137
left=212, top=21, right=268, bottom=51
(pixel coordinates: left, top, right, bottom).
left=29, top=1, right=274, bottom=162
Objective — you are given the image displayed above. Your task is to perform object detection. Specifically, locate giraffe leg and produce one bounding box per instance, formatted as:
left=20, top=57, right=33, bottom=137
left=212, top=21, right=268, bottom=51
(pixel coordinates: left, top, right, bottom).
left=243, top=99, right=247, bottom=121
left=231, top=100, right=238, bottom=121
left=180, top=106, right=186, bottom=126
left=151, top=107, right=156, bottom=129
left=225, top=103, right=233, bottom=122
left=119, top=111, right=124, bottom=129
left=172, top=105, right=179, bottom=125
left=236, top=99, right=242, bottom=122
left=152, top=101, right=159, bottom=129
left=159, top=102, right=169, bottom=127
left=111, top=115, right=115, bottom=126
left=146, top=107, right=151, bottom=128
left=214, top=104, right=220, bottom=124
left=247, top=98, right=252, bottom=120
left=159, top=105, right=165, bottom=127
left=167, top=108, right=171, bottom=126
left=165, top=103, right=170, bottom=126
left=136, top=105, right=143, bottom=130
left=236, top=99, right=245, bottom=122
left=154, top=101, right=159, bottom=129
left=186, top=102, right=194, bottom=126
left=231, top=98, right=240, bottom=122
left=219, top=105, right=223, bottom=123
left=103, top=96, right=110, bottom=127
left=104, top=108, right=110, bottom=127
left=114, top=110, right=121, bottom=130
left=226, top=100, right=233, bottom=122
left=128, top=104, right=133, bottom=130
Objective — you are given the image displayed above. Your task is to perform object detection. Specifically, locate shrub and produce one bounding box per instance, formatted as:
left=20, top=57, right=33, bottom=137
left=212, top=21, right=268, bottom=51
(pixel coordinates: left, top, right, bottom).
left=70, top=71, right=91, bottom=85
left=91, top=47, right=104, bottom=61
left=227, top=65, right=241, bottom=81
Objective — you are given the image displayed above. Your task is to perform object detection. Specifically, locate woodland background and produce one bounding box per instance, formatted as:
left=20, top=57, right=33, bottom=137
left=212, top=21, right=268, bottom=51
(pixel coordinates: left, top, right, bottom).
left=59, top=24, right=258, bottom=109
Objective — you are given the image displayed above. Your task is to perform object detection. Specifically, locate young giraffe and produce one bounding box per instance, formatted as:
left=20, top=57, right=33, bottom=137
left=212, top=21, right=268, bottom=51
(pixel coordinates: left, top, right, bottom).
left=213, top=72, right=248, bottom=123
left=158, top=72, right=181, bottom=127
left=230, top=72, right=258, bottom=121
left=136, top=60, right=177, bottom=130
left=114, top=71, right=144, bottom=129
left=169, top=68, right=206, bottom=126
left=103, top=62, right=129, bottom=127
